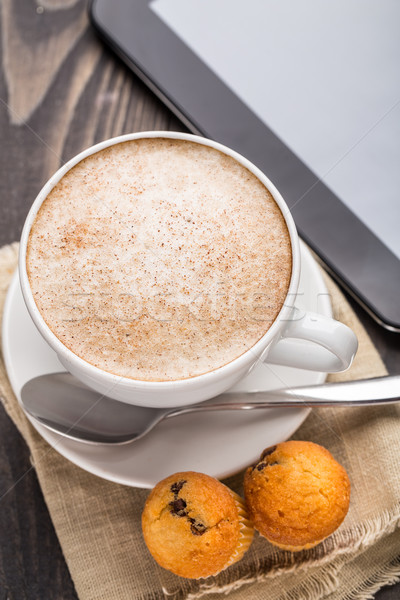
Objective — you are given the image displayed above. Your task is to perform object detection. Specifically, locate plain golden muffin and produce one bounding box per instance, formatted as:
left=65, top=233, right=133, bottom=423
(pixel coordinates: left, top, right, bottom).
left=141, top=471, right=254, bottom=579
left=244, top=441, right=351, bottom=551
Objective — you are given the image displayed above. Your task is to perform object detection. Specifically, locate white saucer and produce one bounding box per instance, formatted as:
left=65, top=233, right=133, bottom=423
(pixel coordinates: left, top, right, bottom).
left=2, top=242, right=331, bottom=488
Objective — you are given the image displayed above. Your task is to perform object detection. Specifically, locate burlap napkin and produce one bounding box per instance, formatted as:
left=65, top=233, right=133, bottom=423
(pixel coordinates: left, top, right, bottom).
left=0, top=242, right=399, bottom=600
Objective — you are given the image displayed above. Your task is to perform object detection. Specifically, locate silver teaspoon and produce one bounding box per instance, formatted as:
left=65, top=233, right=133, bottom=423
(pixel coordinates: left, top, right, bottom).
left=20, top=373, right=400, bottom=446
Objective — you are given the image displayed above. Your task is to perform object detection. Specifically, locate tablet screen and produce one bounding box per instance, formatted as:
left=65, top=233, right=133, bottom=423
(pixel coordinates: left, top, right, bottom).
left=152, top=0, right=400, bottom=260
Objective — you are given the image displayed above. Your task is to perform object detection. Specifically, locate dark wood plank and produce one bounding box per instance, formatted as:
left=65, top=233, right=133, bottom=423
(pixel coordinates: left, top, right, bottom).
left=0, top=407, right=78, bottom=600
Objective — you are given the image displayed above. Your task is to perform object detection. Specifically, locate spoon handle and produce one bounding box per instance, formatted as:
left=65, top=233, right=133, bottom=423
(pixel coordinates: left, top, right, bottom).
left=167, top=375, right=400, bottom=417
left=241, top=375, right=400, bottom=404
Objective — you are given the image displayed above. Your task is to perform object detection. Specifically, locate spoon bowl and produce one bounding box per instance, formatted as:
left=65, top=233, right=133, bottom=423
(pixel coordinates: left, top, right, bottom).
left=20, top=372, right=170, bottom=444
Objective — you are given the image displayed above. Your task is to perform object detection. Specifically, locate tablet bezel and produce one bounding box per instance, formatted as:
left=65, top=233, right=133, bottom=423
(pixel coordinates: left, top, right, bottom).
left=90, top=0, right=400, bottom=331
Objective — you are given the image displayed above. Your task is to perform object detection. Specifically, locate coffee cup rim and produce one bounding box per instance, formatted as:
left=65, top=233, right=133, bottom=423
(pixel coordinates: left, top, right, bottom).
left=19, top=131, right=300, bottom=391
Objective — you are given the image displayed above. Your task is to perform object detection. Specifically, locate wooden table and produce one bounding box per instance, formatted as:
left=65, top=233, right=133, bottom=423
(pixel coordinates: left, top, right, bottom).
left=0, top=2, right=399, bottom=598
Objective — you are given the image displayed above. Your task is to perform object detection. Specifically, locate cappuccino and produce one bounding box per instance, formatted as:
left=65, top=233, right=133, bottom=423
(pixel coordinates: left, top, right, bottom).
left=27, top=138, right=292, bottom=381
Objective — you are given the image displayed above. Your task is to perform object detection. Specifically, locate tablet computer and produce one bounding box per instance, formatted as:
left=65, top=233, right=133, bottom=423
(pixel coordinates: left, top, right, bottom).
left=90, top=0, right=400, bottom=331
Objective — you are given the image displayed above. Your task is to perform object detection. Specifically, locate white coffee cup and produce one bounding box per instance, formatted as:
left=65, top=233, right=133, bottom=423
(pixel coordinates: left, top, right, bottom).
left=19, top=132, right=358, bottom=408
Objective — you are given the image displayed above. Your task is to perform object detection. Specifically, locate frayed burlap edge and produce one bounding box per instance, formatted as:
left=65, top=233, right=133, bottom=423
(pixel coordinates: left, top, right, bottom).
left=0, top=242, right=30, bottom=439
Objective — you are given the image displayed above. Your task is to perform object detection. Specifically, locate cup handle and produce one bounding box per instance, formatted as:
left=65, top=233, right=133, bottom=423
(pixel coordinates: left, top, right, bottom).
left=265, top=307, right=358, bottom=372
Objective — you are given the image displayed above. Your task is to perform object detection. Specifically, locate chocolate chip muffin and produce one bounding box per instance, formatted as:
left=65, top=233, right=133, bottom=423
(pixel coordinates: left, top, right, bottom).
left=244, top=441, right=351, bottom=551
left=142, top=471, right=254, bottom=579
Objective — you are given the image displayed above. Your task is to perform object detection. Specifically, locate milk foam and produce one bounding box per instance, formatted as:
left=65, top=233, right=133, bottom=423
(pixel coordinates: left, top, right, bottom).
left=26, top=139, right=292, bottom=381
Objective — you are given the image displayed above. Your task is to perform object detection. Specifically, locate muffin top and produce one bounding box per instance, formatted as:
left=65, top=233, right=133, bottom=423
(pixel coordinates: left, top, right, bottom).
left=142, top=471, right=244, bottom=578
left=244, top=441, right=351, bottom=550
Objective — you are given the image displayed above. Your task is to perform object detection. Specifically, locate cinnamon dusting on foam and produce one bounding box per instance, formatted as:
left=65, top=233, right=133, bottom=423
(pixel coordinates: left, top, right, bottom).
left=26, top=139, right=292, bottom=381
